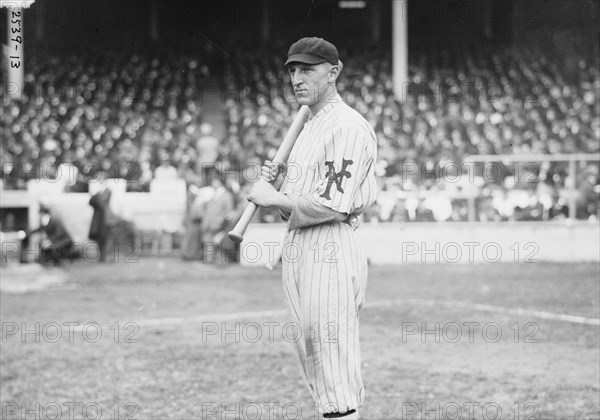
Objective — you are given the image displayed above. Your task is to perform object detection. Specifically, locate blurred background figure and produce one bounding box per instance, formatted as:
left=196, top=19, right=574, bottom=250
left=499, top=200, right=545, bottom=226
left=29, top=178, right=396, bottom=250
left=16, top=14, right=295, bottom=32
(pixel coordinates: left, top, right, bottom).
left=154, top=149, right=178, bottom=179
left=89, top=180, right=117, bottom=262
left=23, top=206, right=73, bottom=266
left=201, top=173, right=235, bottom=264
left=195, top=123, right=220, bottom=182
left=181, top=183, right=210, bottom=261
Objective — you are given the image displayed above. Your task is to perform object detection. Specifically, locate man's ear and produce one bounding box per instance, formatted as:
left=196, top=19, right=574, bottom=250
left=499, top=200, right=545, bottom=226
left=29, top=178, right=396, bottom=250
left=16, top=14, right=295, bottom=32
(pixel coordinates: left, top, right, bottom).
left=329, top=64, right=340, bottom=81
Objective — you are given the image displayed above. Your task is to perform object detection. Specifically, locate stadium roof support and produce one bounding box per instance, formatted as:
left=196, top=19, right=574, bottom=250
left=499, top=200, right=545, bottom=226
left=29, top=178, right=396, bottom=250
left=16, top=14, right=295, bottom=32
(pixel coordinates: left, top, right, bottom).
left=392, top=0, right=408, bottom=102
left=2, top=0, right=35, bottom=103
left=261, top=0, right=270, bottom=43
left=371, top=1, right=382, bottom=44
left=150, top=0, right=159, bottom=41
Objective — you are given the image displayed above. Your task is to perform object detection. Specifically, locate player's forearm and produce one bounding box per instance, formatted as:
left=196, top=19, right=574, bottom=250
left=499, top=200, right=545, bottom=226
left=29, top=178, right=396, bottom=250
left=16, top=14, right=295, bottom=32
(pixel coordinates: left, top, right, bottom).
left=287, top=194, right=347, bottom=230
left=270, top=191, right=294, bottom=214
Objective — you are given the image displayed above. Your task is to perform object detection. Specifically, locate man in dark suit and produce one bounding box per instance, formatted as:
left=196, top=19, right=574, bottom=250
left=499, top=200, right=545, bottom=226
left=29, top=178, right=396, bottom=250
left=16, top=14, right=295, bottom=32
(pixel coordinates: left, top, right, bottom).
left=26, top=206, right=74, bottom=266
left=89, top=187, right=117, bottom=262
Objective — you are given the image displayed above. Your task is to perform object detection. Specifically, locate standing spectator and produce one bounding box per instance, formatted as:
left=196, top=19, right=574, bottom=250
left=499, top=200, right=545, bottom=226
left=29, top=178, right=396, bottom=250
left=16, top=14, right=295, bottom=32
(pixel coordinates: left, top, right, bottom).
left=88, top=187, right=117, bottom=262
left=181, top=184, right=210, bottom=261
left=195, top=123, right=220, bottom=181
left=154, top=150, right=178, bottom=179
left=201, top=174, right=234, bottom=264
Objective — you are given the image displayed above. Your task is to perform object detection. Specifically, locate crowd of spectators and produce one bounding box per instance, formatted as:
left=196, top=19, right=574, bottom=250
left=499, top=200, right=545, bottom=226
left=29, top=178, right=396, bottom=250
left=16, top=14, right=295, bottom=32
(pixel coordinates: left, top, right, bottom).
left=223, top=42, right=599, bottom=221
left=1, top=41, right=598, bottom=222
left=1, top=43, right=218, bottom=192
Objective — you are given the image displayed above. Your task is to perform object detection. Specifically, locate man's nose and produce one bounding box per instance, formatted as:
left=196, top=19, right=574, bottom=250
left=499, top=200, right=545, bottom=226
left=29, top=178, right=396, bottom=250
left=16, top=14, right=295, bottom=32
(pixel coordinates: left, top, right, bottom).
left=290, top=70, right=303, bottom=86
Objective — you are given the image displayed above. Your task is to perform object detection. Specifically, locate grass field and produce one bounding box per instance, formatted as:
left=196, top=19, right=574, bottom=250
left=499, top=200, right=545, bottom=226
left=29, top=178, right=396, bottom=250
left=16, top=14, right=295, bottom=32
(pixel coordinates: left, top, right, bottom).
left=1, top=259, right=599, bottom=420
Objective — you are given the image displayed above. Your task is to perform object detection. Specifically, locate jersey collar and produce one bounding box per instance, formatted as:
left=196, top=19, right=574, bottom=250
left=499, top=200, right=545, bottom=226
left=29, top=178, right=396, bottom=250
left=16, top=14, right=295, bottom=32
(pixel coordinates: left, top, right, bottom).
left=308, top=93, right=343, bottom=121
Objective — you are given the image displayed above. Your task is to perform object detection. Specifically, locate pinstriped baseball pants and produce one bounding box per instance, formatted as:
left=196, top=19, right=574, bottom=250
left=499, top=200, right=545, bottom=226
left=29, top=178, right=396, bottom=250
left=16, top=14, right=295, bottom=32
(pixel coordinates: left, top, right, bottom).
left=282, top=221, right=367, bottom=414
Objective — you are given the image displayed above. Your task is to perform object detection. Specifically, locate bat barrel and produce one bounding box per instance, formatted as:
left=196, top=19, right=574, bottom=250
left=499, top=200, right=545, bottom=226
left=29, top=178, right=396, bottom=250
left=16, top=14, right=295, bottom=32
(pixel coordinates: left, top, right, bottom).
left=227, top=202, right=258, bottom=242
left=227, top=230, right=244, bottom=243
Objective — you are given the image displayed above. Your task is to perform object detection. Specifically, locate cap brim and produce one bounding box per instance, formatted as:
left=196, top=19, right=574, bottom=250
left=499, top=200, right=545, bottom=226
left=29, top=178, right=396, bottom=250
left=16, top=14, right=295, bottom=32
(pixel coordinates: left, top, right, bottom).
left=285, top=53, right=327, bottom=66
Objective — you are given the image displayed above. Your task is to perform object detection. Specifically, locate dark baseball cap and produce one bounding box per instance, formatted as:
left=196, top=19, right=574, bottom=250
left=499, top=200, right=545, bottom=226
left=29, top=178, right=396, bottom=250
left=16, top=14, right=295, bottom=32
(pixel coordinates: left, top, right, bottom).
left=285, top=37, right=339, bottom=66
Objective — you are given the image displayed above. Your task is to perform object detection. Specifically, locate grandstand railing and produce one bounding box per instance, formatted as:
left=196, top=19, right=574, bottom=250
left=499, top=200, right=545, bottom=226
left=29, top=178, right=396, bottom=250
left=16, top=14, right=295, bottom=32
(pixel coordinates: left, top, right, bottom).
left=463, top=153, right=600, bottom=222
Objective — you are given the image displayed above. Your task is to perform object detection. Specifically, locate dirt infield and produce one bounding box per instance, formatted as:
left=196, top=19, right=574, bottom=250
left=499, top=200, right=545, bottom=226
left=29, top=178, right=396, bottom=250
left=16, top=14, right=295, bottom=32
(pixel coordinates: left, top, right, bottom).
left=1, top=260, right=598, bottom=419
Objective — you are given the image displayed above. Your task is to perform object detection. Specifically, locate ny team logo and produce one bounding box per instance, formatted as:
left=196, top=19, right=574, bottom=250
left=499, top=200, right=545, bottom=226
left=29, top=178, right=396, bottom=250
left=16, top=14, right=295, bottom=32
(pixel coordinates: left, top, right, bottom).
left=319, top=159, right=353, bottom=200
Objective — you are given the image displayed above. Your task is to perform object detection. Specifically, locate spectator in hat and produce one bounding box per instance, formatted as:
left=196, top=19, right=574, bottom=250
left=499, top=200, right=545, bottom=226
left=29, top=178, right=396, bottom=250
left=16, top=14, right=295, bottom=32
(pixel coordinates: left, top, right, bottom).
left=24, top=206, right=74, bottom=266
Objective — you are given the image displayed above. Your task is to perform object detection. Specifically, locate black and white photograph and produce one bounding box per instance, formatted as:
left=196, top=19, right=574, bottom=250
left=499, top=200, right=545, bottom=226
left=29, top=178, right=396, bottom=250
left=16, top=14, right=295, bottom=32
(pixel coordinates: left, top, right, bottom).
left=1, top=0, right=599, bottom=419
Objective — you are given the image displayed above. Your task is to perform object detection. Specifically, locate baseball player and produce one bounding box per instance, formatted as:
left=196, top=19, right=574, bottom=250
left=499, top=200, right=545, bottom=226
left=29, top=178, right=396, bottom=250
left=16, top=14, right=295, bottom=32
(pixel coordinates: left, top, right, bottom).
left=247, top=37, right=377, bottom=420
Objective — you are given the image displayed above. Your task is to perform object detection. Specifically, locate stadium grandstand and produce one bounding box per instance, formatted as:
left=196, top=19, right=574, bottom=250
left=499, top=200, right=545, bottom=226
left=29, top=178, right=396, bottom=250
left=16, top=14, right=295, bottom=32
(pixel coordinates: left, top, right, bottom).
left=0, top=0, right=598, bottom=256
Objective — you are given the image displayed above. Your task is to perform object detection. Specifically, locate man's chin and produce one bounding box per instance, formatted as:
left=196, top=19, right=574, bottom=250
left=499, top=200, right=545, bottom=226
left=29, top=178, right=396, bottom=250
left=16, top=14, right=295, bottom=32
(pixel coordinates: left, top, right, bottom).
left=295, top=97, right=316, bottom=107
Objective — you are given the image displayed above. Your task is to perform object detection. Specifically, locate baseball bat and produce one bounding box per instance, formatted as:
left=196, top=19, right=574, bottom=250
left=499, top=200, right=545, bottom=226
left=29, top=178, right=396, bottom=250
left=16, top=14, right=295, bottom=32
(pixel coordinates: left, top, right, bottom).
left=228, top=105, right=310, bottom=242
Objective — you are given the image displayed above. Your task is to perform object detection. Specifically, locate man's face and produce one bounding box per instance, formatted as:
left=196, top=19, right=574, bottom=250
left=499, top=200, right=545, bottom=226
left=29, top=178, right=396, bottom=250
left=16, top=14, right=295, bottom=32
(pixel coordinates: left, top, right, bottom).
left=41, top=212, right=51, bottom=226
left=287, top=62, right=336, bottom=107
left=211, top=177, right=223, bottom=189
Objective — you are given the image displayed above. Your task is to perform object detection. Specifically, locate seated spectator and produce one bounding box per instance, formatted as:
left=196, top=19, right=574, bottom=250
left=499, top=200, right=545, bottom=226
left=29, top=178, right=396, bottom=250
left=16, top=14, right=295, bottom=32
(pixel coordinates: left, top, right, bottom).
left=24, top=206, right=74, bottom=266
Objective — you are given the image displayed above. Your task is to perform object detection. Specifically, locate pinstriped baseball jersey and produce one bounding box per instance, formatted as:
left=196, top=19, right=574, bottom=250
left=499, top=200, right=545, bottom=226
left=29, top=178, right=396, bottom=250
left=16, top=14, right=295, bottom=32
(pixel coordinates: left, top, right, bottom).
left=281, top=94, right=378, bottom=215
left=280, top=94, right=377, bottom=415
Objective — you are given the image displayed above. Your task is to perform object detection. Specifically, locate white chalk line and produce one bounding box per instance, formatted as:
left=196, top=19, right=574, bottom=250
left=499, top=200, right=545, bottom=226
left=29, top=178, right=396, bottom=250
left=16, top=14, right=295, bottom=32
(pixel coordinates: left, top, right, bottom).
left=370, top=299, right=600, bottom=326
left=71, top=298, right=598, bottom=331
left=68, top=310, right=289, bottom=332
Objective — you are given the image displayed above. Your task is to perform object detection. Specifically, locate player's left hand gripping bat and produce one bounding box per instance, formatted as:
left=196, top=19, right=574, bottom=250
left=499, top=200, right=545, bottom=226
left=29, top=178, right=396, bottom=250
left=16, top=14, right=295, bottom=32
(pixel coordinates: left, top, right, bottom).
left=227, top=105, right=310, bottom=242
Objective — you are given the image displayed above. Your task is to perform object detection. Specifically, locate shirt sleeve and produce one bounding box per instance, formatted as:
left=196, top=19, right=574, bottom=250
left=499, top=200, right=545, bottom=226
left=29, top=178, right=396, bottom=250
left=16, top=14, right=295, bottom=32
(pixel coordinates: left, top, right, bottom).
left=313, top=121, right=377, bottom=214
left=287, top=194, right=347, bottom=230
left=279, top=192, right=299, bottom=222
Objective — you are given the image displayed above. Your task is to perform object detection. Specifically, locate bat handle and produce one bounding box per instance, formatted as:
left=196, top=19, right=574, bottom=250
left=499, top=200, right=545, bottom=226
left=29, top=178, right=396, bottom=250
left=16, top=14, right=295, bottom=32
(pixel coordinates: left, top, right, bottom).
left=227, top=202, right=258, bottom=242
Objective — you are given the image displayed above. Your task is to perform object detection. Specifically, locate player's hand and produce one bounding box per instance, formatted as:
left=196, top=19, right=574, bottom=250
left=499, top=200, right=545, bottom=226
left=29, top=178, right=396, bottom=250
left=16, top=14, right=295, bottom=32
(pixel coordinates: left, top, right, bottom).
left=247, top=178, right=278, bottom=208
left=261, top=161, right=287, bottom=190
